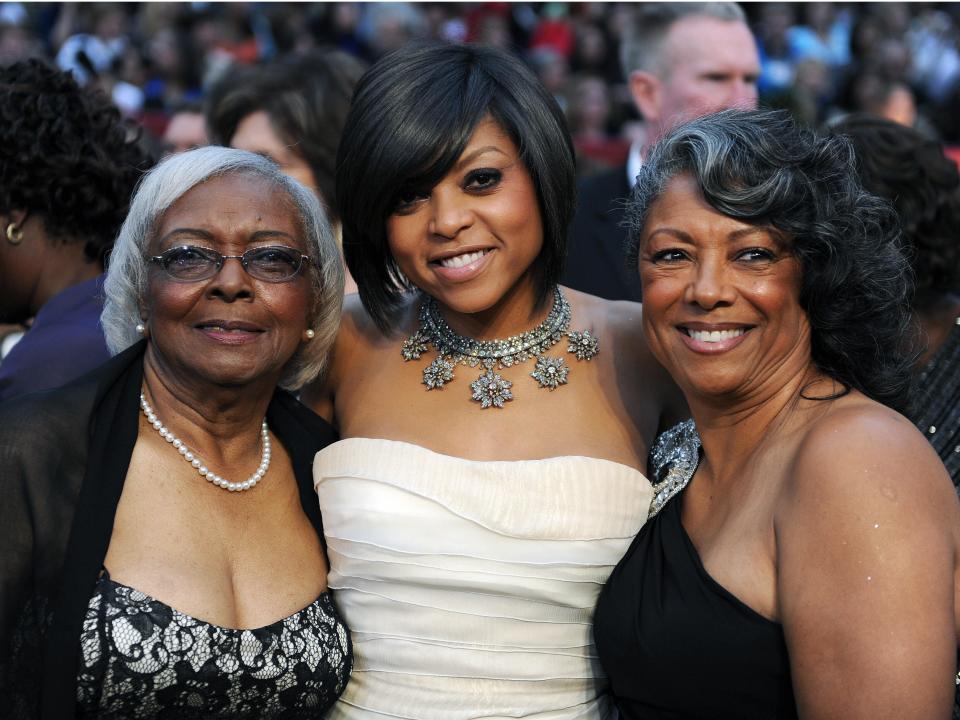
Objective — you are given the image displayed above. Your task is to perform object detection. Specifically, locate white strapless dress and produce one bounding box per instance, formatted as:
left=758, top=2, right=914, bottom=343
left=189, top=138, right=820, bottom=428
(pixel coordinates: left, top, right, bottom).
left=314, top=438, right=654, bottom=720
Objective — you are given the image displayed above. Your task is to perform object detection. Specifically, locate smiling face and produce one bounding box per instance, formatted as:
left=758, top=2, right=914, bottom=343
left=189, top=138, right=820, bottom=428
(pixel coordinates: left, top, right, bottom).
left=143, top=172, right=313, bottom=390
left=638, top=173, right=812, bottom=403
left=385, top=117, right=544, bottom=322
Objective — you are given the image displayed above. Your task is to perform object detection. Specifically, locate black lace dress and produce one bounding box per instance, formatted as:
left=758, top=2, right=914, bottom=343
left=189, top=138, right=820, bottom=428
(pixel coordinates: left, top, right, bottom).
left=76, top=571, right=351, bottom=719
left=0, top=342, right=351, bottom=720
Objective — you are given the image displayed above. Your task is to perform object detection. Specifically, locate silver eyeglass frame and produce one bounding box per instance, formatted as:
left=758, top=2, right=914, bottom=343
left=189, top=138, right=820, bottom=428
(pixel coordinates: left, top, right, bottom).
left=148, top=245, right=312, bottom=283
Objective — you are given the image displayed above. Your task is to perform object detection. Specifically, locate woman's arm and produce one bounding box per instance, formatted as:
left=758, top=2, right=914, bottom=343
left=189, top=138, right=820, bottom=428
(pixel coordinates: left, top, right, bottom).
left=777, top=406, right=959, bottom=719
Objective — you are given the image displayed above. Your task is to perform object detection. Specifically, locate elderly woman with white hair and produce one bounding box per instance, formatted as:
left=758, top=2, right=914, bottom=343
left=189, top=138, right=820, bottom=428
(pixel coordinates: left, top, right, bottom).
left=0, top=147, right=351, bottom=719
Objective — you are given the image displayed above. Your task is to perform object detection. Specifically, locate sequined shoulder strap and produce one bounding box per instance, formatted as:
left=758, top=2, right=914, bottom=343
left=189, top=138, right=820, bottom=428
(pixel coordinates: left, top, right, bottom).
left=647, top=419, right=701, bottom=519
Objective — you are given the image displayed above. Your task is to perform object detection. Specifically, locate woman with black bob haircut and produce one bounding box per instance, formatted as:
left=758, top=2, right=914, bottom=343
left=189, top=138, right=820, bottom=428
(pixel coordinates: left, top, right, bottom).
left=304, top=42, right=689, bottom=718
left=337, top=41, right=573, bottom=328
left=595, top=109, right=960, bottom=719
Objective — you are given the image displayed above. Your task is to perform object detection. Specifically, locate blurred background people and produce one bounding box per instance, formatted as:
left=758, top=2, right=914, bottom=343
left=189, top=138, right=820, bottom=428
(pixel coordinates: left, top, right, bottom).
left=206, top=49, right=366, bottom=294
left=564, top=2, right=760, bottom=302
left=0, top=59, right=153, bottom=402
left=0, top=0, right=958, bottom=392
left=160, top=100, right=208, bottom=155
left=54, top=2, right=128, bottom=86
left=830, top=115, right=960, bottom=493
left=564, top=73, right=630, bottom=178
left=0, top=3, right=954, bottom=161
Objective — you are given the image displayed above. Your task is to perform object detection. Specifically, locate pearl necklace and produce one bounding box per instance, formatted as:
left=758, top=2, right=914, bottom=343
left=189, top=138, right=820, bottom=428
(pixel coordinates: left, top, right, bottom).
left=139, top=392, right=271, bottom=492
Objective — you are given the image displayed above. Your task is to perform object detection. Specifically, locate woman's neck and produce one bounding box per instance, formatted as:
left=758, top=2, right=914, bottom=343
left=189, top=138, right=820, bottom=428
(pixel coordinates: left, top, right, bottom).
left=141, top=345, right=276, bottom=452
left=30, top=238, right=102, bottom=316
left=433, top=275, right=549, bottom=341
left=687, top=364, right=833, bottom=488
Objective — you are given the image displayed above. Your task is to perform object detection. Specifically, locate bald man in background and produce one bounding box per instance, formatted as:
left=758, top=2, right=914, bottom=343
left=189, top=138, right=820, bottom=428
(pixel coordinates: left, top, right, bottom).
left=563, top=3, right=760, bottom=301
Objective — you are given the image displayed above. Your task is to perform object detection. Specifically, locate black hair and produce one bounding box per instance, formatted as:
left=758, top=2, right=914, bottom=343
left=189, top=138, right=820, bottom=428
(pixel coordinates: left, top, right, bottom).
left=828, top=114, right=960, bottom=309
left=206, top=49, right=367, bottom=217
left=0, top=59, right=154, bottom=263
left=627, top=109, right=915, bottom=413
left=335, top=41, right=576, bottom=332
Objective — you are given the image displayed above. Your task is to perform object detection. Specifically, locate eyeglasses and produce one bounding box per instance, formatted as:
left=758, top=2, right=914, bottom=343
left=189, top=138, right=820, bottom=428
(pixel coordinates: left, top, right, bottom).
left=149, top=245, right=311, bottom=283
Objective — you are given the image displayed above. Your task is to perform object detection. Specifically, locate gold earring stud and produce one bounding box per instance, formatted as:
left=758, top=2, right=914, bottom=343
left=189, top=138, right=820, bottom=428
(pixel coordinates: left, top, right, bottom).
left=5, top=222, right=23, bottom=245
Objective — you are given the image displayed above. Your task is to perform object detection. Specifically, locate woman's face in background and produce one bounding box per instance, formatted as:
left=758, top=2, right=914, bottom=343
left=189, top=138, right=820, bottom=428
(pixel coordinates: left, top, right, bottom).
left=231, top=111, right=320, bottom=201
left=384, top=117, right=544, bottom=318
left=638, top=173, right=812, bottom=404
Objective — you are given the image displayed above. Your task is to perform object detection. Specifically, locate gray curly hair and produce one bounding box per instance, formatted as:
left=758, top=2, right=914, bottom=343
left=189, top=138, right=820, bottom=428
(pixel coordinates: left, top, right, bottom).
left=626, top=108, right=914, bottom=413
left=101, top=146, right=345, bottom=390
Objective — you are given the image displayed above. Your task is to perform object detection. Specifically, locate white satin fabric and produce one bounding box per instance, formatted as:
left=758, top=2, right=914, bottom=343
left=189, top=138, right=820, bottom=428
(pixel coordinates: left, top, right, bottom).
left=314, top=437, right=653, bottom=720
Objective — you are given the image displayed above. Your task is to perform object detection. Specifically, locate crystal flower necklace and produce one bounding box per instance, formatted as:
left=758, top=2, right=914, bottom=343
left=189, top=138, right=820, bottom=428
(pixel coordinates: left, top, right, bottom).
left=401, top=287, right=600, bottom=408
left=140, top=392, right=271, bottom=492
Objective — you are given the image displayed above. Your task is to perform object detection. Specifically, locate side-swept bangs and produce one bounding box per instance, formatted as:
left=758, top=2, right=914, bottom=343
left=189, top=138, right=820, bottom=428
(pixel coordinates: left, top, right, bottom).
left=336, top=42, right=576, bottom=332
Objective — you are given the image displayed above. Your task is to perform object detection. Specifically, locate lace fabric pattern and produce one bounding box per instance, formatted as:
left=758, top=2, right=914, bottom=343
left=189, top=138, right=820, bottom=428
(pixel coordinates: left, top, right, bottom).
left=76, top=572, right=351, bottom=719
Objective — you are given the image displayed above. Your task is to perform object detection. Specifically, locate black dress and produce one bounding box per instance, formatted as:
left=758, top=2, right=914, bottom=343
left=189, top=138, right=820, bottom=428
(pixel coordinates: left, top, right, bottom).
left=75, top=571, right=350, bottom=718
left=911, top=319, right=960, bottom=490
left=0, top=341, right=351, bottom=719
left=594, top=485, right=798, bottom=720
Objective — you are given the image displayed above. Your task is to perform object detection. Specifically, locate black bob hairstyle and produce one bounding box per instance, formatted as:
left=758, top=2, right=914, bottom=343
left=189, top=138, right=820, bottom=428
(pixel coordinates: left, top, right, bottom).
left=827, top=114, right=960, bottom=310
left=335, top=42, right=577, bottom=332
left=626, top=109, right=915, bottom=413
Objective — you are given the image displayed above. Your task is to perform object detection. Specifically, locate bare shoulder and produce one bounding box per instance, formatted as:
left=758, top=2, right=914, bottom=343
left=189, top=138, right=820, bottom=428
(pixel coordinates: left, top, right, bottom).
left=333, top=293, right=421, bottom=357
left=563, top=287, right=647, bottom=358
left=564, top=287, right=686, bottom=427
left=786, top=395, right=955, bottom=517
left=775, top=397, right=958, bottom=717
left=301, top=293, right=416, bottom=414
left=777, top=393, right=959, bottom=566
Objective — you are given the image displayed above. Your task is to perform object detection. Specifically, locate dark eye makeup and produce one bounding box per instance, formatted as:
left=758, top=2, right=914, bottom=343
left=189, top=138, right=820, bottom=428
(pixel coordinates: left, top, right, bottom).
left=464, top=168, right=502, bottom=190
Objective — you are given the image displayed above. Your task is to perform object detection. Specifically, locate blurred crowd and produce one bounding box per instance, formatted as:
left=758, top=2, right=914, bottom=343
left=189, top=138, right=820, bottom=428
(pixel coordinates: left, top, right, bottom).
left=1, top=1, right=958, bottom=177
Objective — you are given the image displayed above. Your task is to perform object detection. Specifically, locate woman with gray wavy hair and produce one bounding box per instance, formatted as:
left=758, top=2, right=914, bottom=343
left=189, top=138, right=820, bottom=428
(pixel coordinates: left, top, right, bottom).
left=0, top=146, right=351, bottom=718
left=594, top=109, right=960, bottom=719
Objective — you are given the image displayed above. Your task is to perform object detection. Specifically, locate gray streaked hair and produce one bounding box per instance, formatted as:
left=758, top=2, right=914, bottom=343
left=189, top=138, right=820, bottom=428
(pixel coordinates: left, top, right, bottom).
left=620, top=2, right=747, bottom=79
left=625, top=108, right=915, bottom=414
left=101, top=146, right=344, bottom=390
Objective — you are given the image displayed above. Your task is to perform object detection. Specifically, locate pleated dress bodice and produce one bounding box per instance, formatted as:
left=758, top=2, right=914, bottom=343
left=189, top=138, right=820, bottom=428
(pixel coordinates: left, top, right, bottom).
left=314, top=437, right=654, bottom=719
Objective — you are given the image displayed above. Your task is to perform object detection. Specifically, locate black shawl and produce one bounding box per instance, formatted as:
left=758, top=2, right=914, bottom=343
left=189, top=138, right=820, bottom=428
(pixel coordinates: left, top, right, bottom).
left=0, top=340, right=337, bottom=719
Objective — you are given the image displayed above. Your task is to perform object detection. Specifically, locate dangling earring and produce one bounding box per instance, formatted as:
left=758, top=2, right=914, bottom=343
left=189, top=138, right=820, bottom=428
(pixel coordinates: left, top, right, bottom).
left=5, top=222, right=23, bottom=245
left=304, top=328, right=316, bottom=340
